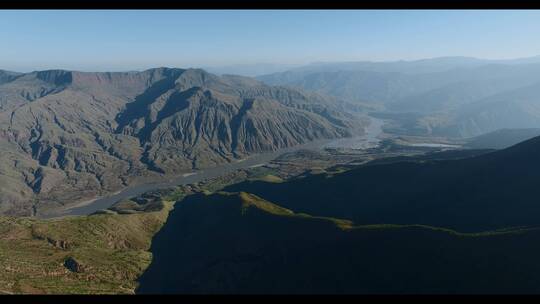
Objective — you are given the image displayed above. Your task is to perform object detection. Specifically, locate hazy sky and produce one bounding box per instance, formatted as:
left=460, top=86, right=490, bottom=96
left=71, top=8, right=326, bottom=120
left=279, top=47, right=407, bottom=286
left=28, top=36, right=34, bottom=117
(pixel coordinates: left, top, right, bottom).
left=2, top=10, right=540, bottom=72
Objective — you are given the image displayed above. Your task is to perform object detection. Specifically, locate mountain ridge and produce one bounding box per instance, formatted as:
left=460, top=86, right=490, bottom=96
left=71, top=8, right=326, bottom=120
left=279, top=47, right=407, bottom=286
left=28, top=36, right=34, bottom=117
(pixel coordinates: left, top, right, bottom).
left=258, top=60, right=540, bottom=138
left=137, top=189, right=540, bottom=294
left=0, top=67, right=366, bottom=216
left=223, top=134, right=540, bottom=232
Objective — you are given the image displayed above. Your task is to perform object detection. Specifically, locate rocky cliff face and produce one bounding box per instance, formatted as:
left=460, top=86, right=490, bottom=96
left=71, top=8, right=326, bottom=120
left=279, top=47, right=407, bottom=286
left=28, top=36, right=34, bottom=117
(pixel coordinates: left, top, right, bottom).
left=0, top=68, right=365, bottom=216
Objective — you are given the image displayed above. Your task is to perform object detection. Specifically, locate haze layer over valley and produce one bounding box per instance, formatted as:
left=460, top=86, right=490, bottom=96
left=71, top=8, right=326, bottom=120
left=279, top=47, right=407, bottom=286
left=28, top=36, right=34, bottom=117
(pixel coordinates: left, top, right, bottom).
left=258, top=56, right=540, bottom=138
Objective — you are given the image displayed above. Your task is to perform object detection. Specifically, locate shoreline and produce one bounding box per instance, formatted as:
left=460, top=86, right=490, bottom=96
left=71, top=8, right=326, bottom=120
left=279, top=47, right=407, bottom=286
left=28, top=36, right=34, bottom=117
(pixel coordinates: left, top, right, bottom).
left=38, top=117, right=386, bottom=219
left=38, top=141, right=330, bottom=219
left=38, top=170, right=204, bottom=219
left=64, top=190, right=124, bottom=211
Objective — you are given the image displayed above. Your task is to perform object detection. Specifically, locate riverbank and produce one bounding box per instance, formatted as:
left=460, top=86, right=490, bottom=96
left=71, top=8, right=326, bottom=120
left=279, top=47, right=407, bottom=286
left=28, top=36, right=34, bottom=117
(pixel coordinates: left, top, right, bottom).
left=39, top=116, right=386, bottom=219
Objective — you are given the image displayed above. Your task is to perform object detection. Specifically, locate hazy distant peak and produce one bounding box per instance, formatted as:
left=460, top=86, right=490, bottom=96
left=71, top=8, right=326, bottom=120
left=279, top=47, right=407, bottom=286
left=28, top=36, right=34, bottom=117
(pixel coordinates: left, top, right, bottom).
left=33, top=69, right=74, bottom=86
left=0, top=69, right=22, bottom=76
left=204, top=63, right=303, bottom=77
left=221, top=74, right=265, bottom=87
left=0, top=69, right=23, bottom=85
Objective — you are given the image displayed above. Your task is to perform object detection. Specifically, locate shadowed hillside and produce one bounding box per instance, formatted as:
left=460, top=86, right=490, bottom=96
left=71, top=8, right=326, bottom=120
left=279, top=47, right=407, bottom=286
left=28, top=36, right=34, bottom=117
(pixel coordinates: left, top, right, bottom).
left=465, top=128, right=540, bottom=149
left=137, top=192, right=540, bottom=294
left=223, top=135, right=540, bottom=232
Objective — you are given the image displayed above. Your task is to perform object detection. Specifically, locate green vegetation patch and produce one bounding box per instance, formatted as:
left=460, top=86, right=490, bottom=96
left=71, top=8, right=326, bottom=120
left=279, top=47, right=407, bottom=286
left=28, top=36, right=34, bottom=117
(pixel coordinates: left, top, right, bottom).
left=350, top=224, right=540, bottom=237
left=249, top=174, right=284, bottom=183
left=239, top=192, right=294, bottom=216
left=0, top=201, right=174, bottom=294
left=230, top=191, right=538, bottom=236
left=161, top=187, right=188, bottom=202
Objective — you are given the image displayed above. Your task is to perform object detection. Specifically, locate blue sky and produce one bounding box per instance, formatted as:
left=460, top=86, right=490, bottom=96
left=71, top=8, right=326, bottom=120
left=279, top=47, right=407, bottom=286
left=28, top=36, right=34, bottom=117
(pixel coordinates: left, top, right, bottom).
left=1, top=10, right=540, bottom=72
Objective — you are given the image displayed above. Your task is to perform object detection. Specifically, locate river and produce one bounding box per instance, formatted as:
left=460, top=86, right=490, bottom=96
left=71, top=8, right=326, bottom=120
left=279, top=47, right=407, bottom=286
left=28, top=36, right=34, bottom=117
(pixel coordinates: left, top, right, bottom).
left=323, top=116, right=384, bottom=150
left=41, top=116, right=385, bottom=219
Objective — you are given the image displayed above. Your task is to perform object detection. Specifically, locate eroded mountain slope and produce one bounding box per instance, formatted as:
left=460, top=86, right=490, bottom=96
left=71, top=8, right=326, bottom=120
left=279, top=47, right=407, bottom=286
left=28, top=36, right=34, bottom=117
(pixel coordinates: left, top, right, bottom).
left=0, top=68, right=365, bottom=216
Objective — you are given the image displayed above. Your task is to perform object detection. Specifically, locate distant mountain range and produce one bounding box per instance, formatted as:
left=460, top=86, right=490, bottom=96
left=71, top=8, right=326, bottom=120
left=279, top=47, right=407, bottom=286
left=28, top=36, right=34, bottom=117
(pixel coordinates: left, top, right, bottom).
left=258, top=56, right=540, bottom=137
left=203, top=63, right=303, bottom=77
left=3, top=55, right=540, bottom=215
left=0, top=68, right=365, bottom=216
left=139, top=134, right=540, bottom=294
